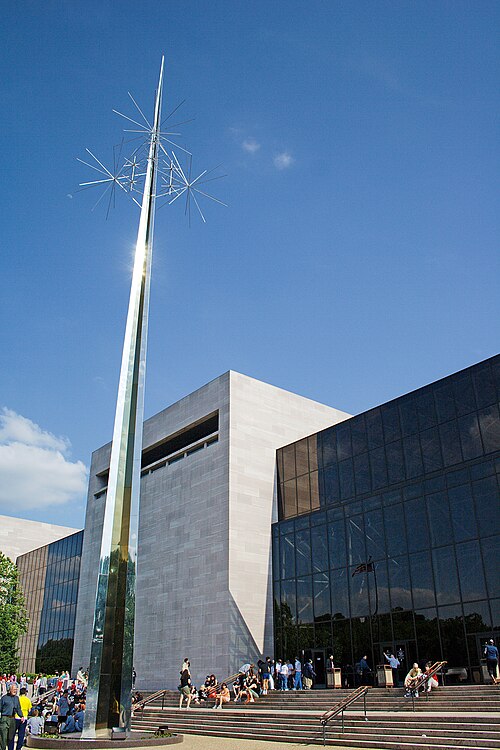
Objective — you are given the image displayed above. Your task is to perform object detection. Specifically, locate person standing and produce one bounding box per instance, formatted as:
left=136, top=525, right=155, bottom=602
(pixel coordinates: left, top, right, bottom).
left=303, top=659, right=316, bottom=690
left=384, top=651, right=400, bottom=687
left=280, top=661, right=289, bottom=691
left=179, top=660, right=192, bottom=710
left=275, top=660, right=282, bottom=690
left=0, top=685, right=24, bottom=750
left=56, top=691, right=70, bottom=729
left=8, top=687, right=31, bottom=750
left=38, top=675, right=47, bottom=697
left=293, top=657, right=302, bottom=690
left=484, top=640, right=499, bottom=682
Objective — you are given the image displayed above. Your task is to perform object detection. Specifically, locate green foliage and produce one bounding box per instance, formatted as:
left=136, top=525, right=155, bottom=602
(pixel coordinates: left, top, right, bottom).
left=0, top=551, right=29, bottom=674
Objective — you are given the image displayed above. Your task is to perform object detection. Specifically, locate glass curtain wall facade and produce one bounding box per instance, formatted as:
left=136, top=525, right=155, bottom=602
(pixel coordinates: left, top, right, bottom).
left=17, top=531, right=83, bottom=674
left=273, top=356, right=500, bottom=683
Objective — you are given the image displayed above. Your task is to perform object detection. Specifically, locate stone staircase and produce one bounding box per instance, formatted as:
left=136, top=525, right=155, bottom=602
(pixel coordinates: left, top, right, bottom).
left=131, top=685, right=500, bottom=749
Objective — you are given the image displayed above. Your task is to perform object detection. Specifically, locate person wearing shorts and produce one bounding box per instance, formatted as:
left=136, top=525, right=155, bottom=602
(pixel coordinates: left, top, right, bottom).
left=179, top=661, right=192, bottom=710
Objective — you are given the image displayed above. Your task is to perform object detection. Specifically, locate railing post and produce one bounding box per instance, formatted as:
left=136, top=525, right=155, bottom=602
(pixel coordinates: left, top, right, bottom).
left=411, top=691, right=415, bottom=712
left=364, top=690, right=367, bottom=720
left=162, top=691, right=165, bottom=710
left=322, top=722, right=326, bottom=746
left=341, top=708, right=344, bottom=733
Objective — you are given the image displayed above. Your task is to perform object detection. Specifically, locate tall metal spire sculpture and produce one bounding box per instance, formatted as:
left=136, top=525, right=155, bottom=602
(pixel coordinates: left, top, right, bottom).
left=78, top=57, right=225, bottom=738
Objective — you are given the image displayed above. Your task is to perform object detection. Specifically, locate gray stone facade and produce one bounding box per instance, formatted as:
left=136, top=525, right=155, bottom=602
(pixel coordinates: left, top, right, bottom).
left=72, top=371, right=349, bottom=689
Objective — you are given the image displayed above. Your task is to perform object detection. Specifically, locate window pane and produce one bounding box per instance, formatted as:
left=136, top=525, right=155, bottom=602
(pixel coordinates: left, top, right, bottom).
left=331, top=568, right=349, bottom=619
left=295, top=439, right=309, bottom=476
left=434, top=383, right=456, bottom=423
left=353, top=452, right=371, bottom=495
left=336, top=423, right=352, bottom=461
left=410, top=551, right=436, bottom=609
left=321, top=464, right=340, bottom=505
left=388, top=555, right=412, bottom=610
left=420, top=427, right=443, bottom=473
left=310, top=471, right=320, bottom=511
left=403, top=434, right=423, bottom=479
left=427, top=491, right=451, bottom=547
left=481, top=536, right=500, bottom=598
left=399, top=398, right=418, bottom=437
left=384, top=504, right=407, bottom=556
left=386, top=441, right=405, bottom=484
left=438, top=604, right=467, bottom=667
left=472, top=365, right=496, bottom=409
left=281, top=579, right=297, bottom=623
left=339, top=459, right=354, bottom=500
left=463, top=600, right=491, bottom=632
left=473, top=476, right=500, bottom=537
left=404, top=497, right=430, bottom=552
left=308, top=436, right=318, bottom=473
left=453, top=372, right=476, bottom=417
left=370, top=447, right=388, bottom=490
left=297, top=473, right=311, bottom=515
left=281, top=534, right=295, bottom=579
left=313, top=572, right=331, bottom=620
left=432, top=546, right=460, bottom=605
left=366, top=409, right=384, bottom=449
left=311, top=525, right=329, bottom=573
left=283, top=444, right=296, bottom=481
left=456, top=540, right=487, bottom=602
left=417, top=391, right=437, bottom=430
left=328, top=520, right=346, bottom=570
left=350, top=567, right=370, bottom=617
left=458, top=413, right=483, bottom=460
left=439, top=420, right=463, bottom=467
left=365, top=509, right=385, bottom=561
left=320, top=428, right=337, bottom=468
left=297, top=577, right=313, bottom=624
left=382, top=403, right=401, bottom=443
left=284, top=479, right=297, bottom=518
left=346, top=515, right=366, bottom=568
left=478, top=404, right=500, bottom=454
left=351, top=416, right=367, bottom=456
left=296, top=529, right=312, bottom=576
left=448, top=484, right=478, bottom=542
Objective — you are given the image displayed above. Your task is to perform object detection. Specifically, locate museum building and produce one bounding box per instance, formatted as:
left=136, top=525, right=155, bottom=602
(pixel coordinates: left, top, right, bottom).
left=14, top=356, right=500, bottom=686
left=273, top=354, right=500, bottom=685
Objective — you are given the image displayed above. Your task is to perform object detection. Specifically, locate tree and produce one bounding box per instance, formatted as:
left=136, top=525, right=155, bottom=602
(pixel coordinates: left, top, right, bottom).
left=0, top=552, right=29, bottom=674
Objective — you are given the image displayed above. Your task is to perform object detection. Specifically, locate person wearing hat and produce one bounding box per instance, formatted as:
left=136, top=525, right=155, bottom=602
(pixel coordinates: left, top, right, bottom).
left=484, top=639, right=499, bottom=683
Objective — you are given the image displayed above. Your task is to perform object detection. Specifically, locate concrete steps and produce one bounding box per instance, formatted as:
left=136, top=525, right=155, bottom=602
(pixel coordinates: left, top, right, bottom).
left=132, top=685, right=500, bottom=749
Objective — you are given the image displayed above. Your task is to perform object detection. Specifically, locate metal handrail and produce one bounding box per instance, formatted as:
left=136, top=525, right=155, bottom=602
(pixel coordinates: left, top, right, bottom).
left=135, top=688, right=170, bottom=716
left=320, top=686, right=369, bottom=744
left=405, top=660, right=447, bottom=711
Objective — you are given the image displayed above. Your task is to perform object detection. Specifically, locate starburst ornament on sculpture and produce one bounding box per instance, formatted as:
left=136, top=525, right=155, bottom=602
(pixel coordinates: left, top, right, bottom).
left=78, top=82, right=226, bottom=222
left=76, top=58, right=225, bottom=739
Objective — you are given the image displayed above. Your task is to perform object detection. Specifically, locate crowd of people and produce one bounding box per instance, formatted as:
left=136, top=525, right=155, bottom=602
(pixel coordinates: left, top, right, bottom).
left=0, top=670, right=88, bottom=750
left=175, top=656, right=320, bottom=710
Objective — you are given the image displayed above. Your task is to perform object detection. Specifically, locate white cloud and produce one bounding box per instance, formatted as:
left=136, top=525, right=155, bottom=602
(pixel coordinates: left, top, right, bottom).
left=0, top=408, right=88, bottom=510
left=242, top=138, right=261, bottom=154
left=273, top=151, right=294, bottom=170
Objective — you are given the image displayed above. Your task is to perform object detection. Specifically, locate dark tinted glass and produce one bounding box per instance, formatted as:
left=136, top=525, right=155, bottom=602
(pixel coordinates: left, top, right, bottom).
left=296, top=577, right=313, bottom=624
left=458, top=413, right=484, bottom=460
left=310, top=471, right=320, bottom=511
left=311, top=525, right=329, bottom=573
left=366, top=409, right=384, bottom=449
left=472, top=365, right=496, bottom=409
left=370, top=559, right=390, bottom=614
left=456, top=540, right=487, bottom=601
left=320, top=428, right=337, bottom=468
left=297, top=473, right=311, bottom=515
left=453, top=372, right=476, bottom=416
left=313, top=573, right=331, bottom=620
left=328, top=520, right=346, bottom=569
left=417, top=391, right=437, bottom=430
left=439, top=420, right=463, bottom=467
left=281, top=534, right=295, bottom=579
left=281, top=579, right=297, bottom=622
left=388, top=555, right=412, bottom=610
left=384, top=504, right=407, bottom=556
left=331, top=568, right=349, bottom=619
left=434, top=383, right=456, bottom=423
left=420, top=428, right=443, bottom=472
left=346, top=515, right=366, bottom=567
left=432, top=546, right=460, bottom=605
left=382, top=403, right=401, bottom=443
left=473, top=476, right=500, bottom=537
left=364, top=509, right=385, bottom=560
left=427, top=491, right=452, bottom=547
left=370, top=447, right=388, bottom=490
left=481, top=536, right=500, bottom=598
left=410, top=551, right=436, bottom=609
left=351, top=416, right=368, bottom=455
left=478, top=404, right=500, bottom=454
left=404, top=497, right=430, bottom=552
left=321, top=464, right=340, bottom=504
left=295, top=528, right=312, bottom=576
left=386, top=441, right=405, bottom=484
left=439, top=604, right=467, bottom=667
left=350, top=567, right=370, bottom=617
left=336, top=423, right=352, bottom=461
left=339, top=459, right=354, bottom=500
left=399, top=398, right=418, bottom=437
left=448, top=484, right=478, bottom=542
left=284, top=479, right=297, bottom=518
left=403, top=434, right=424, bottom=479
left=353, top=452, right=371, bottom=495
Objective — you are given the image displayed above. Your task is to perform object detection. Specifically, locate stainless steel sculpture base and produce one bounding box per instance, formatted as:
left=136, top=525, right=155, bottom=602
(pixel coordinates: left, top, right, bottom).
left=82, top=58, right=164, bottom=737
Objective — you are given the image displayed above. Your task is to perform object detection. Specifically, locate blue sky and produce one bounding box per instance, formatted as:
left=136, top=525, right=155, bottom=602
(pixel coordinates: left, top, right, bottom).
left=1, top=0, right=498, bottom=529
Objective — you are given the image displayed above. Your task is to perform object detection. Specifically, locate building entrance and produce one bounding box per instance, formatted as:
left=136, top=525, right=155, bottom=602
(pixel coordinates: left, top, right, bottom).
left=312, top=650, right=326, bottom=687
left=379, top=640, right=416, bottom=685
